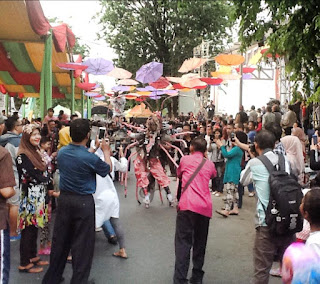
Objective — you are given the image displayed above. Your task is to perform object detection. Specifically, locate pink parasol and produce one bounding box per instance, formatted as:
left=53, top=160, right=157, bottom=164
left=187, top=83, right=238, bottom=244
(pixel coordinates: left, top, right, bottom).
left=235, top=67, right=255, bottom=73
left=200, top=78, right=223, bottom=85
left=118, top=79, right=139, bottom=85
left=57, top=62, right=88, bottom=71
left=181, top=78, right=207, bottom=89
left=178, top=58, right=208, bottom=73
left=107, top=67, right=132, bottom=79
left=149, top=77, right=170, bottom=89
left=260, top=48, right=280, bottom=58
left=77, top=82, right=96, bottom=91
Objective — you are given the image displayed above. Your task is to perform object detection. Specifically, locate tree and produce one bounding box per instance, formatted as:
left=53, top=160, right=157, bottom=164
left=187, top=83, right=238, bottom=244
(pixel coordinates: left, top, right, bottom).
left=97, top=0, right=233, bottom=114
left=233, top=0, right=320, bottom=101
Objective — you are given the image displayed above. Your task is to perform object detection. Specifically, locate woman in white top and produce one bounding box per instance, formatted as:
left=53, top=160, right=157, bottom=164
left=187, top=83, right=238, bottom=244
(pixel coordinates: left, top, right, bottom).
left=93, top=142, right=128, bottom=259
left=208, top=128, right=225, bottom=197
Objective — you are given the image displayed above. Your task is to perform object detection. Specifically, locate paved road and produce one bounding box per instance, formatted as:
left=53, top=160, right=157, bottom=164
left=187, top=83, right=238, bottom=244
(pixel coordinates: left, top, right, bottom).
left=10, top=173, right=282, bottom=284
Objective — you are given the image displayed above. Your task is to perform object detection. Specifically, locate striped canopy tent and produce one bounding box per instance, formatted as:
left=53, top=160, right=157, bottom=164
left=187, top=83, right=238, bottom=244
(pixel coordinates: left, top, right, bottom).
left=0, top=0, right=87, bottom=118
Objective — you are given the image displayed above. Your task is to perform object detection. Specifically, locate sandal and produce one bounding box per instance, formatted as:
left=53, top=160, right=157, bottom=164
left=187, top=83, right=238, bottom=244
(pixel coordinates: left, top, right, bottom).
left=215, top=210, right=229, bottom=218
left=19, top=263, right=43, bottom=273
left=30, top=257, right=49, bottom=266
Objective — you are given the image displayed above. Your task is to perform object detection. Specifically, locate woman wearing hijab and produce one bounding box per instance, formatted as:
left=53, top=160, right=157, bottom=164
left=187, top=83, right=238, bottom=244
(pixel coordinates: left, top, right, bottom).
left=291, top=127, right=307, bottom=159
left=16, top=124, right=50, bottom=273
left=280, top=135, right=305, bottom=183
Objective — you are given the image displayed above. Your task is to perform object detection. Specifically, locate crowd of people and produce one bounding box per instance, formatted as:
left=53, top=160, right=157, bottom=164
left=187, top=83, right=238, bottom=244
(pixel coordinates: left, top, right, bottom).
left=0, top=98, right=319, bottom=284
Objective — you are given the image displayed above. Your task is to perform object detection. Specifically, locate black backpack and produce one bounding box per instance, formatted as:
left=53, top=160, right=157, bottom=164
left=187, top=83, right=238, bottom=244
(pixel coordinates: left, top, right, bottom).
left=257, top=153, right=303, bottom=236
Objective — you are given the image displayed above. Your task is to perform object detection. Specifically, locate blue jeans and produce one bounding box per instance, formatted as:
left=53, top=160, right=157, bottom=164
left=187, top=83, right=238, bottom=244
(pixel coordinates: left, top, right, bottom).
left=248, top=183, right=254, bottom=193
left=0, top=227, right=10, bottom=284
left=102, top=220, right=116, bottom=239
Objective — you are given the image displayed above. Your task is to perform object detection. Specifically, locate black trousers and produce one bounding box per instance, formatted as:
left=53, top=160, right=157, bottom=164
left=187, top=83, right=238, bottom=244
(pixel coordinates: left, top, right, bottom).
left=174, top=210, right=210, bottom=284
left=43, top=192, right=95, bottom=284
left=20, top=225, right=38, bottom=266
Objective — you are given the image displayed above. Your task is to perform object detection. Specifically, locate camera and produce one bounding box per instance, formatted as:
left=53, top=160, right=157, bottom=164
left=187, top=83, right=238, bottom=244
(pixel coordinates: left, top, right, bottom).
left=249, top=143, right=256, bottom=153
left=231, top=133, right=235, bottom=142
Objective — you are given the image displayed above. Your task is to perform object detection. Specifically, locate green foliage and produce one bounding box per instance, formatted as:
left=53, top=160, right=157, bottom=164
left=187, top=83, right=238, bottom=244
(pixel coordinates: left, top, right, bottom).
left=97, top=0, right=233, bottom=75
left=97, top=0, right=233, bottom=114
left=73, top=37, right=90, bottom=59
left=233, top=0, right=320, bottom=101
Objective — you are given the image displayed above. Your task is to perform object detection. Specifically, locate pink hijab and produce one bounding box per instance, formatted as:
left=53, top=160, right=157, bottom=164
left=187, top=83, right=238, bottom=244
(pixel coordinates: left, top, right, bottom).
left=291, top=127, right=306, bottom=154
left=280, top=135, right=304, bottom=177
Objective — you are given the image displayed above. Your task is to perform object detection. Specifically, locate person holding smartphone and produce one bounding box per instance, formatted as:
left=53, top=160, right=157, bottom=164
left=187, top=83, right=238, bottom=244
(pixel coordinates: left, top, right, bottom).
left=43, top=119, right=112, bottom=284
left=310, top=130, right=320, bottom=171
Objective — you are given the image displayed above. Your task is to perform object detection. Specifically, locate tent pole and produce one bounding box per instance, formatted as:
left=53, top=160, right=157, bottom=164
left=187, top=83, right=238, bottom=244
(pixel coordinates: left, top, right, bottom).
left=81, top=90, right=85, bottom=118
left=22, top=98, right=26, bottom=118
left=5, top=94, right=9, bottom=116
left=45, top=32, right=53, bottom=109
left=87, top=98, right=91, bottom=119
left=40, top=60, right=46, bottom=119
left=71, top=71, right=75, bottom=114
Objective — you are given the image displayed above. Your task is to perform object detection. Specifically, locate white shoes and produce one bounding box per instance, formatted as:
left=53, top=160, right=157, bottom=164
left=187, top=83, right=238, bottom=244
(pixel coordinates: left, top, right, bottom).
left=95, top=227, right=102, bottom=232
left=144, top=193, right=150, bottom=208
left=167, top=193, right=174, bottom=207
left=248, top=192, right=255, bottom=197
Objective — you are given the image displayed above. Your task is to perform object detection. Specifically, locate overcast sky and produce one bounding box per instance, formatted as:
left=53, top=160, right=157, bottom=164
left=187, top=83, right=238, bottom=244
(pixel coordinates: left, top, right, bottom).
left=40, top=0, right=117, bottom=89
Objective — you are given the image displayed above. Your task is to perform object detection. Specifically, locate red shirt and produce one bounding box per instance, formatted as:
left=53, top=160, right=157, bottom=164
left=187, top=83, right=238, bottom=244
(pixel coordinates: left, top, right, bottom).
left=177, top=152, right=216, bottom=218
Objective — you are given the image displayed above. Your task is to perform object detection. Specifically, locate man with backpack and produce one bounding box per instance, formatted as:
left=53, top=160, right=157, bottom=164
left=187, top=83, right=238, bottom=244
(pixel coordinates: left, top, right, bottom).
left=240, top=130, right=303, bottom=284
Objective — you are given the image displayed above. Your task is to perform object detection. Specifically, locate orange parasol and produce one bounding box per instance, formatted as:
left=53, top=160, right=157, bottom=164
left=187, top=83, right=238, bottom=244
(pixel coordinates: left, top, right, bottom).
left=178, top=58, right=208, bottom=73
left=128, top=103, right=152, bottom=117
left=215, top=54, right=245, bottom=66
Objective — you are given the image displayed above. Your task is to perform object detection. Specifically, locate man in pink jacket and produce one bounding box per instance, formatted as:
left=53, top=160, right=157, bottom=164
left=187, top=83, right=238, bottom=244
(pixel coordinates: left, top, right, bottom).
left=174, top=137, right=217, bottom=284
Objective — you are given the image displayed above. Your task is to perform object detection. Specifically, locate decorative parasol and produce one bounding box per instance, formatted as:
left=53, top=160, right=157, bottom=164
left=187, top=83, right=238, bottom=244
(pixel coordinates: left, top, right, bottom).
left=235, top=67, right=255, bottom=73
left=218, top=74, right=242, bottom=80
left=260, top=48, right=280, bottom=58
left=149, top=77, right=170, bottom=89
left=85, top=92, right=101, bottom=97
left=136, top=86, right=156, bottom=92
left=178, top=58, right=208, bottom=73
left=77, top=82, right=96, bottom=91
left=83, top=58, right=114, bottom=75
left=136, top=62, right=163, bottom=84
left=57, top=62, right=88, bottom=71
left=111, top=85, right=131, bottom=92
left=200, top=78, right=223, bottom=85
left=107, top=67, right=132, bottom=79
left=93, top=96, right=106, bottom=101
left=215, top=54, right=245, bottom=66
left=117, top=79, right=139, bottom=85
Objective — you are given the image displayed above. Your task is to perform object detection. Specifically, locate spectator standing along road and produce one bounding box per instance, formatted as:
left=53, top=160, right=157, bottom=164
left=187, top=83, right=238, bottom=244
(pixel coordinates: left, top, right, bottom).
left=174, top=137, right=216, bottom=284
left=43, top=119, right=112, bottom=284
left=0, top=115, right=16, bottom=284
left=240, top=130, right=294, bottom=284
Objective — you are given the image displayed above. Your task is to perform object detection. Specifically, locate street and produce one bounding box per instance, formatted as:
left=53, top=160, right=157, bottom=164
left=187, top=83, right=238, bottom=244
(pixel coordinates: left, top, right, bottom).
left=9, top=174, right=282, bottom=284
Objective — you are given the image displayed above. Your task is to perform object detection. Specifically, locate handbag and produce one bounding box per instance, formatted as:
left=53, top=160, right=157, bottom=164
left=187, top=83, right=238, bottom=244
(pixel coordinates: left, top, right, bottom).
left=177, top=158, right=206, bottom=207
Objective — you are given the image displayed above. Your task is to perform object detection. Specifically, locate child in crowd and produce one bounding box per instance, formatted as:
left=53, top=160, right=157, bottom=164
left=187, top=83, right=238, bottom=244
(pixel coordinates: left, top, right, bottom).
left=38, top=137, right=58, bottom=255
left=282, top=187, right=320, bottom=283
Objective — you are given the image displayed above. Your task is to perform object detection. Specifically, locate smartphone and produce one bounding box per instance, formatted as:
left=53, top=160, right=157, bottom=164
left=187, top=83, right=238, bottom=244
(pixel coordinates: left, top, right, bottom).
left=312, top=134, right=318, bottom=145
left=249, top=143, right=256, bottom=153
left=231, top=132, right=235, bottom=142
left=98, top=127, right=106, bottom=140
left=90, top=126, right=99, bottom=141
